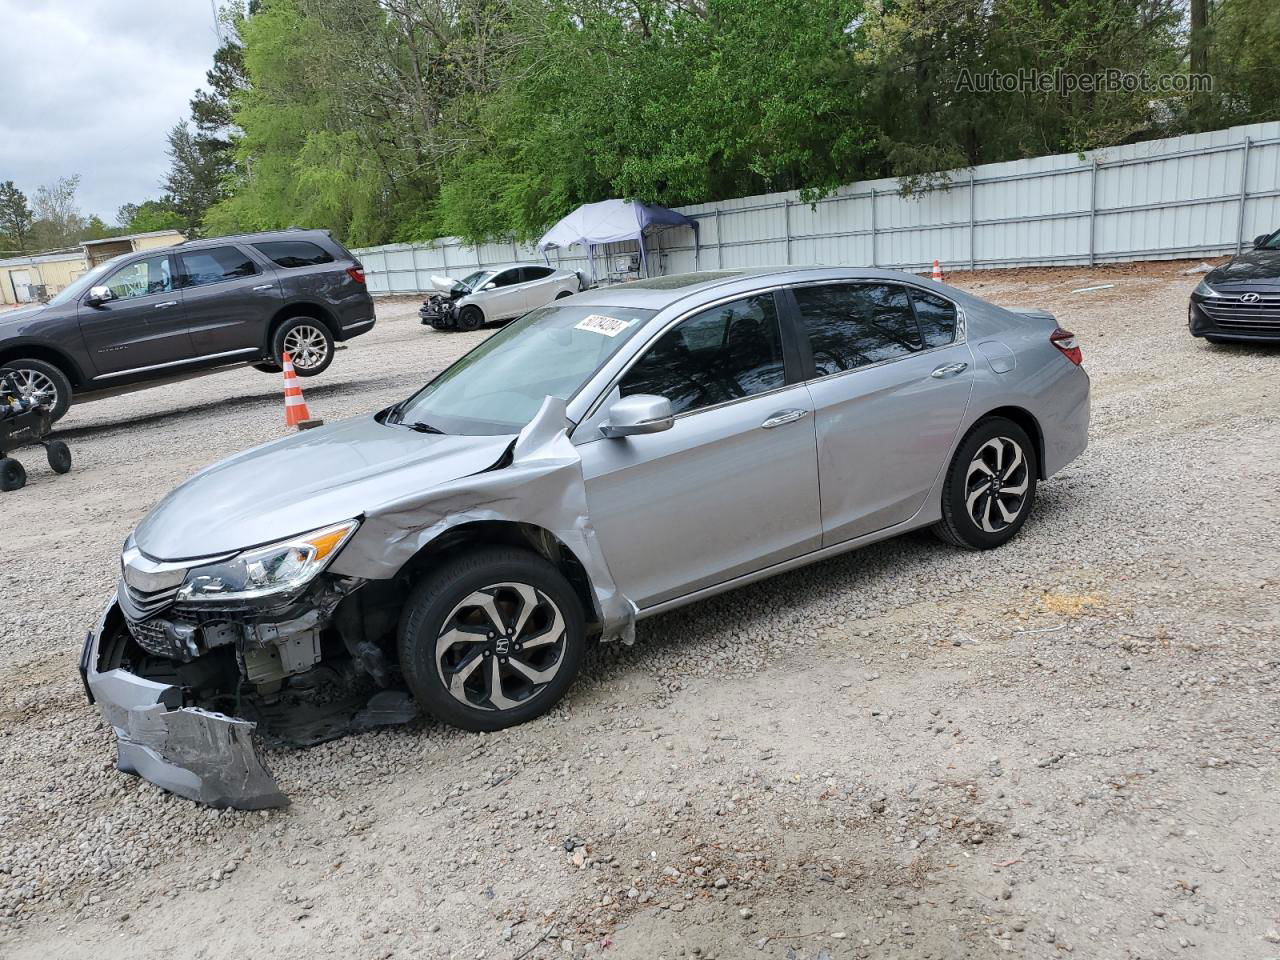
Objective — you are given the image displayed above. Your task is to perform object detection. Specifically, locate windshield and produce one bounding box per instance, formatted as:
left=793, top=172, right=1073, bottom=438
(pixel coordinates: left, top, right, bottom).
left=458, top=270, right=490, bottom=291
left=392, top=303, right=657, bottom=435
left=45, top=256, right=124, bottom=306
left=1260, top=231, right=1280, bottom=251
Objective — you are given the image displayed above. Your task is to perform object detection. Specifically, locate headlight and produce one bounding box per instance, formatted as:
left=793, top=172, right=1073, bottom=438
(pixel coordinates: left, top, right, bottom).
left=1193, top=278, right=1220, bottom=298
left=177, top=520, right=358, bottom=602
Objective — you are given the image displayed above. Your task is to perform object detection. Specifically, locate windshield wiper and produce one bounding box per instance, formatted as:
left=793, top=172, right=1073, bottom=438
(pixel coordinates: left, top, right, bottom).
left=405, top=421, right=445, bottom=434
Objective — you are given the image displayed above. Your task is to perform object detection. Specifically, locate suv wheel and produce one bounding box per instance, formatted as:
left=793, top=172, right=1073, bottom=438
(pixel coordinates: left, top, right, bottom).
left=397, top=547, right=586, bottom=732
left=273, top=318, right=334, bottom=377
left=456, top=306, right=484, bottom=332
left=1, top=359, right=72, bottom=422
left=932, top=417, right=1038, bottom=550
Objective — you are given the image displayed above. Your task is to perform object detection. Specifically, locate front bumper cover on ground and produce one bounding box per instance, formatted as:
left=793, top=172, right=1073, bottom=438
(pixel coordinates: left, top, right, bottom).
left=81, top=599, right=288, bottom=810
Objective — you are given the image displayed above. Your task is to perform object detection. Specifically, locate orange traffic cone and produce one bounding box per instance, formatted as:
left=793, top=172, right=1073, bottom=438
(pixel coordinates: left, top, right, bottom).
left=282, top=353, right=323, bottom=430
left=931, top=259, right=944, bottom=283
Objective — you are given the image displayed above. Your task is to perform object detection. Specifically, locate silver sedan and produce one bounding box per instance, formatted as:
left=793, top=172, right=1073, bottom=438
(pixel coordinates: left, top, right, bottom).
left=83, top=267, right=1089, bottom=807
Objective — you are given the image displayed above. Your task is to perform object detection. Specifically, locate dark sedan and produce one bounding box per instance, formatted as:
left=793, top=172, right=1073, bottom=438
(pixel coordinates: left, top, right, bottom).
left=1189, top=231, right=1280, bottom=343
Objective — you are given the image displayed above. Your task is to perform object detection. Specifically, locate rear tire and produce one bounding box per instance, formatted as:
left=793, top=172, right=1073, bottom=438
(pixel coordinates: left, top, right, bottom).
left=272, top=317, right=334, bottom=377
left=45, top=440, right=71, bottom=474
left=555, top=290, right=573, bottom=300
left=397, top=546, right=586, bottom=732
left=456, top=306, right=484, bottom=332
left=1, top=359, right=72, bottom=422
left=0, top=457, right=26, bottom=492
left=932, top=417, right=1038, bottom=550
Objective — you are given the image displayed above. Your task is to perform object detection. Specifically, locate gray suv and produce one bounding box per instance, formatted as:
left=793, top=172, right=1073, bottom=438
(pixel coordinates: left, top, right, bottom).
left=0, top=229, right=375, bottom=420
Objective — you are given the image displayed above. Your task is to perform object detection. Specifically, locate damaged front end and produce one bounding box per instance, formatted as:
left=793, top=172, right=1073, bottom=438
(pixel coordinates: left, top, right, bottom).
left=82, top=556, right=418, bottom=809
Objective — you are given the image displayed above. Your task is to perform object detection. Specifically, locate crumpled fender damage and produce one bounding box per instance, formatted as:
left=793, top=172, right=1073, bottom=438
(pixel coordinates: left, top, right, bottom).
left=330, top=396, right=638, bottom=643
left=82, top=397, right=636, bottom=810
left=84, top=600, right=288, bottom=810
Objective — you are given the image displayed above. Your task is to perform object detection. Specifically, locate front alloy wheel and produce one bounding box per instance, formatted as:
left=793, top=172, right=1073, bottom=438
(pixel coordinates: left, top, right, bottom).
left=436, top=584, right=568, bottom=711
left=398, top=546, right=586, bottom=732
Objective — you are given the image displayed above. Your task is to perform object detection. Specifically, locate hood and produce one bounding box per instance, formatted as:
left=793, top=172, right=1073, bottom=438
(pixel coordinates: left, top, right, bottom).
left=134, top=415, right=515, bottom=561
left=1206, top=249, right=1280, bottom=287
left=0, top=303, right=50, bottom=327
left=430, top=274, right=461, bottom=293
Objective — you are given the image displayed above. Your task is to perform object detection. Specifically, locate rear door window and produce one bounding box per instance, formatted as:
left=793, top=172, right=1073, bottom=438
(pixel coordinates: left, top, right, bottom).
left=620, top=293, right=786, bottom=415
left=793, top=283, right=921, bottom=376
left=252, top=240, right=335, bottom=268
left=520, top=266, right=555, bottom=282
left=910, top=289, right=960, bottom=347
left=179, top=246, right=259, bottom=288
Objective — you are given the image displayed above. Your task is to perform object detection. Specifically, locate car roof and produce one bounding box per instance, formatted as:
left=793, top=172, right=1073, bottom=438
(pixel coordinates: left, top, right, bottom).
left=475, top=262, right=565, bottom=273
left=178, top=228, right=333, bottom=249
left=565, top=266, right=946, bottom=311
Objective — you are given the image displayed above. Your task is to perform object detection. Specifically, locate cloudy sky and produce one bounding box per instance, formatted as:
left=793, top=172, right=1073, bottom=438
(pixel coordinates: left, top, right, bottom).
left=0, top=0, right=222, bottom=223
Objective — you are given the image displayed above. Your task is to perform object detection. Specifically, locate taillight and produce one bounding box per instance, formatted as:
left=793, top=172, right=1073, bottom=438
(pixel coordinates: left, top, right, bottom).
left=346, top=266, right=366, bottom=284
left=1050, top=326, right=1083, bottom=365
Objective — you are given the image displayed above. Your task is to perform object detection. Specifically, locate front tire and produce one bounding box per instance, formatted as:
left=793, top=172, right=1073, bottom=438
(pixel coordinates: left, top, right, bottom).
left=456, top=306, right=484, bottom=332
left=933, top=417, right=1038, bottom=550
left=397, top=547, right=586, bottom=732
left=1, top=359, right=72, bottom=422
left=272, top=318, right=334, bottom=377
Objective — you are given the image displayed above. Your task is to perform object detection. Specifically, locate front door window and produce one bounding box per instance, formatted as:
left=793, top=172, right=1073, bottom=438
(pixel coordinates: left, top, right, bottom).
left=105, top=256, right=173, bottom=300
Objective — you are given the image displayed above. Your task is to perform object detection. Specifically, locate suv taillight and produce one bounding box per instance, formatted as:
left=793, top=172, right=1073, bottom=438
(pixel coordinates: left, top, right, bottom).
left=346, top=266, right=366, bottom=285
left=1050, top=326, right=1082, bottom=365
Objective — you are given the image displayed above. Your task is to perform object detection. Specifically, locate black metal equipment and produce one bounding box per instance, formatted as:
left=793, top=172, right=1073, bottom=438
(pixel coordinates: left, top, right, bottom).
left=0, top=370, right=72, bottom=492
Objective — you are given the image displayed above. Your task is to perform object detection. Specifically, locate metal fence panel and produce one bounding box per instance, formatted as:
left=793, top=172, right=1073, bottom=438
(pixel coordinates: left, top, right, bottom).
left=355, top=121, right=1280, bottom=292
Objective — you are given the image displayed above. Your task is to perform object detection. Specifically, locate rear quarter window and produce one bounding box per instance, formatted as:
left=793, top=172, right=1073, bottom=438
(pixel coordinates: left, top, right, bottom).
left=910, top=289, right=960, bottom=347
left=253, top=240, right=336, bottom=268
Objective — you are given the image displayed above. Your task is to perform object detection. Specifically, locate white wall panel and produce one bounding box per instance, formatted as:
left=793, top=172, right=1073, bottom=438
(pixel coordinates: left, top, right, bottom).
left=357, top=121, right=1280, bottom=291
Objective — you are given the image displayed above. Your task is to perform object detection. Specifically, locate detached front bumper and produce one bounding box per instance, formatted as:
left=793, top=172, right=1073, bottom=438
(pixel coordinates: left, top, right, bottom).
left=80, top=597, right=288, bottom=810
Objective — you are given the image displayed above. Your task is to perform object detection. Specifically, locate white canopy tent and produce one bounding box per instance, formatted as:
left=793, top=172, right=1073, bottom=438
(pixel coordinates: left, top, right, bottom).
left=537, top=199, right=699, bottom=283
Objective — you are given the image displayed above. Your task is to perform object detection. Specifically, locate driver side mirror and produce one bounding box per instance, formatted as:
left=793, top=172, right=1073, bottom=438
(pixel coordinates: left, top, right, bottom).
left=600, top=394, right=674, bottom=439
left=1254, top=234, right=1270, bottom=250
left=86, top=285, right=115, bottom=306
left=482, top=282, right=497, bottom=291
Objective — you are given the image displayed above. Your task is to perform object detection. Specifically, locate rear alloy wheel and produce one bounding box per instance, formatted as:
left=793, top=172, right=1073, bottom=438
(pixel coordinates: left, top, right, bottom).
left=933, top=417, right=1038, bottom=550
left=398, top=547, right=585, bottom=732
left=273, top=318, right=334, bottom=377
left=456, top=306, right=484, bottom=332
left=1, top=359, right=72, bottom=422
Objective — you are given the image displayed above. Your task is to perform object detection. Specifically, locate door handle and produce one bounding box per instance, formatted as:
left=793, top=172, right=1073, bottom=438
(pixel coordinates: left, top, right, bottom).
left=252, top=284, right=274, bottom=291
left=930, top=361, right=968, bottom=379
left=152, top=301, right=178, bottom=309
left=761, top=408, right=809, bottom=429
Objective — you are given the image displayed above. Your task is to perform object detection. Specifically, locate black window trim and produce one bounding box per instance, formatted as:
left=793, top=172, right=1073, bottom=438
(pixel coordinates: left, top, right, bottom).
left=175, top=243, right=262, bottom=290
left=784, top=278, right=967, bottom=384
left=580, top=286, right=806, bottom=429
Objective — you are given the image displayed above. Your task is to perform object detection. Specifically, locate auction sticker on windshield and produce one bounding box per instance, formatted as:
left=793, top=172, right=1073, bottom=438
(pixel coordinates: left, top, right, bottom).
left=576, top=314, right=633, bottom=337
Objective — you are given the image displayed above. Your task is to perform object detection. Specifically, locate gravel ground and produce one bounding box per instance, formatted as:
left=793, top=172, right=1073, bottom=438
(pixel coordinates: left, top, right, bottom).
left=1, top=262, right=1277, bottom=960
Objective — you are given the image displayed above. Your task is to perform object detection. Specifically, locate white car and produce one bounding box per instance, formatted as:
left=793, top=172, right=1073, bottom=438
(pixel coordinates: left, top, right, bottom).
left=419, top=263, right=583, bottom=331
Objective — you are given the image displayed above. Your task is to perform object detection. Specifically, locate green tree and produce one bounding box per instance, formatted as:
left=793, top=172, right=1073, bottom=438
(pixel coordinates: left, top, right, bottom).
left=30, top=175, right=86, bottom=248
left=0, top=181, right=34, bottom=252
left=164, top=121, right=229, bottom=234
left=121, top=199, right=187, bottom=233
